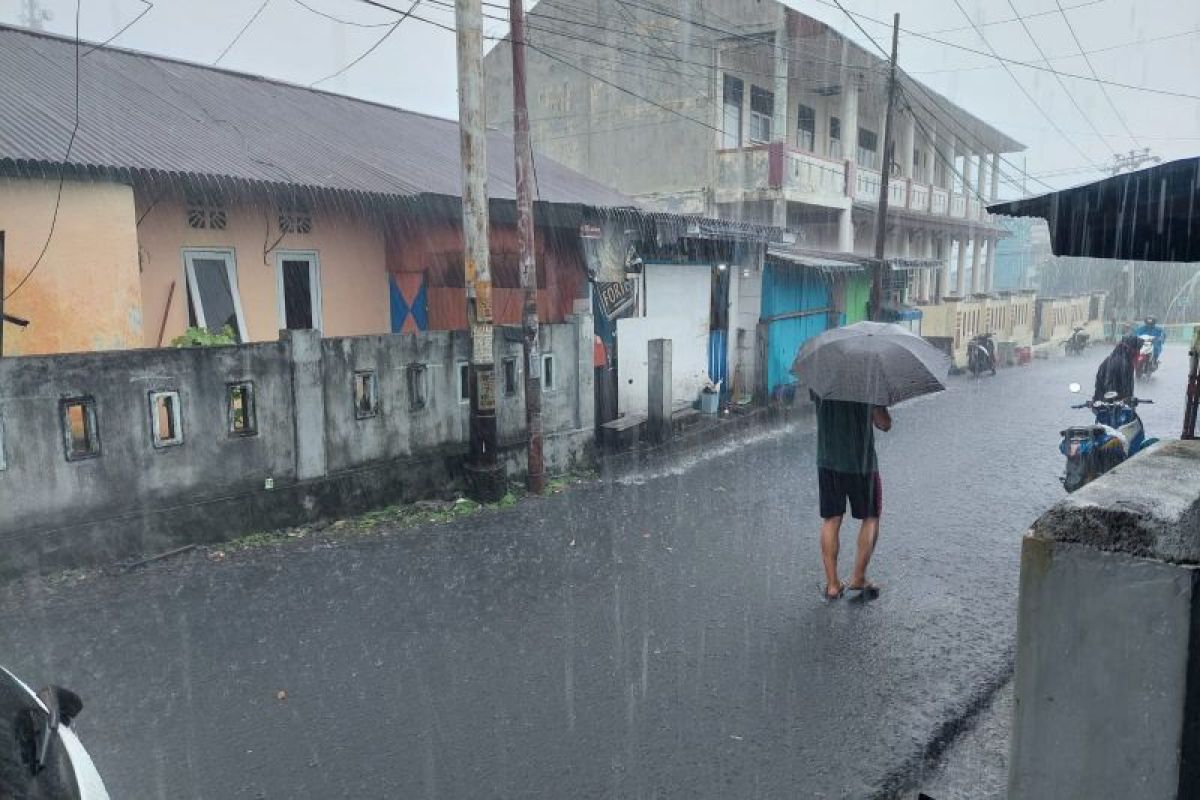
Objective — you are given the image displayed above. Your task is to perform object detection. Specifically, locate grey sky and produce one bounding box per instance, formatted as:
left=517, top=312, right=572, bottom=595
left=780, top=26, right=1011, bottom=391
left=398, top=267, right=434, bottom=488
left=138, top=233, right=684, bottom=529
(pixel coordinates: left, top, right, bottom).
left=3, top=0, right=1198, bottom=197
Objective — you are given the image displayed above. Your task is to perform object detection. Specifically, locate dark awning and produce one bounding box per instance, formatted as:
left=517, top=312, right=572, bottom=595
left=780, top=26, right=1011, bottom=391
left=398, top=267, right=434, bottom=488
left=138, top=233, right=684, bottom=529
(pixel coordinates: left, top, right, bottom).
left=987, top=156, right=1200, bottom=263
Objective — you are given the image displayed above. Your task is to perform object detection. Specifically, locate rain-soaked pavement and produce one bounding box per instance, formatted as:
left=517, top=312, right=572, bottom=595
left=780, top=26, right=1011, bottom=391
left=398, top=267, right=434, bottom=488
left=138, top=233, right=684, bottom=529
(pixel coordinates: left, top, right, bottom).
left=0, top=344, right=1188, bottom=799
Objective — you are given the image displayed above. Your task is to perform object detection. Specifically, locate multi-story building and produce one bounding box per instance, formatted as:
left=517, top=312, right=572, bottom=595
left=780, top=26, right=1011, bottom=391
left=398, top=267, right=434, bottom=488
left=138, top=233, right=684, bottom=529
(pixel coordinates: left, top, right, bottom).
left=484, top=0, right=1024, bottom=304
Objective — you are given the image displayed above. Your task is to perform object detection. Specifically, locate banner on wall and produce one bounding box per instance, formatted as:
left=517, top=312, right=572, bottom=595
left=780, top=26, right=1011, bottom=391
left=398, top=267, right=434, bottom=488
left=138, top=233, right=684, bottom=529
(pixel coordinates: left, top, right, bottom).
left=595, top=279, right=638, bottom=321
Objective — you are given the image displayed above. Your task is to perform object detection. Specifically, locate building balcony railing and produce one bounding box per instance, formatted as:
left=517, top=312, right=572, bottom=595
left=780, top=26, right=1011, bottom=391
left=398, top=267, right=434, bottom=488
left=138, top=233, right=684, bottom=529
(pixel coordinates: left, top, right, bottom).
left=716, top=144, right=993, bottom=223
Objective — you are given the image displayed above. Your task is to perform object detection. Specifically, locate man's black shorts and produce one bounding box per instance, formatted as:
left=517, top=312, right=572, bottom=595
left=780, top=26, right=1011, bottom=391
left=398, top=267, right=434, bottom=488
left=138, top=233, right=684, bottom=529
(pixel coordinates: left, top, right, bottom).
left=818, top=468, right=882, bottom=520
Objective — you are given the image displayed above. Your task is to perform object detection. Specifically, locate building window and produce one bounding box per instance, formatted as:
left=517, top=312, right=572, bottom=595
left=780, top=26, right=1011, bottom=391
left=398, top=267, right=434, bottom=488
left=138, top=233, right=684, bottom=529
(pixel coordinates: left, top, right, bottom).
left=183, top=249, right=247, bottom=343
left=797, top=104, right=816, bottom=151
left=354, top=370, right=379, bottom=419
left=457, top=361, right=470, bottom=404
left=749, top=86, right=774, bottom=143
left=858, top=128, right=878, bottom=170
left=502, top=356, right=519, bottom=397
left=722, top=74, right=743, bottom=149
left=149, top=390, right=184, bottom=448
left=542, top=354, right=557, bottom=391
left=61, top=397, right=100, bottom=461
left=828, top=116, right=842, bottom=159
left=227, top=382, right=257, bottom=436
left=276, top=251, right=322, bottom=332
left=406, top=364, right=428, bottom=411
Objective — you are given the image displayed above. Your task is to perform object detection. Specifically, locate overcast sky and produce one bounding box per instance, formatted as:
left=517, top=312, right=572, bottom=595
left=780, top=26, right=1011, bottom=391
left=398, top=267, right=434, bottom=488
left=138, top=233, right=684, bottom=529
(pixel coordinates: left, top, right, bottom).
left=3, top=0, right=1198, bottom=198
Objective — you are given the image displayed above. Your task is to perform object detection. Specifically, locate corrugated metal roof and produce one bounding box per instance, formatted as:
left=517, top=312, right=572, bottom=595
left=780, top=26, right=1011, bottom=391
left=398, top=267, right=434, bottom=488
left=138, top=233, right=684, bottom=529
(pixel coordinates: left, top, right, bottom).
left=0, top=25, right=634, bottom=208
left=988, top=156, right=1200, bottom=263
left=767, top=247, right=864, bottom=273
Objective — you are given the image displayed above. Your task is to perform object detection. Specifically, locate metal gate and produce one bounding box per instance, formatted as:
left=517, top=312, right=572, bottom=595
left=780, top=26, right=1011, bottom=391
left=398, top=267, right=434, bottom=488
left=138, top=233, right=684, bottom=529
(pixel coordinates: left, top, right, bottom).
left=761, top=262, right=831, bottom=395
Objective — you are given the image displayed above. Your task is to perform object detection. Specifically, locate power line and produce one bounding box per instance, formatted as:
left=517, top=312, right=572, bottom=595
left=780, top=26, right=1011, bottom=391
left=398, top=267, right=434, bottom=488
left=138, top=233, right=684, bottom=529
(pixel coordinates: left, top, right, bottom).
left=907, top=27, right=1200, bottom=76
left=1005, top=0, right=1116, bottom=158
left=81, top=0, right=152, bottom=56
left=6, top=0, right=81, bottom=302
left=1053, top=0, right=1141, bottom=148
left=214, top=0, right=271, bottom=65
left=914, top=0, right=1106, bottom=35
left=289, top=0, right=394, bottom=27
left=312, top=0, right=423, bottom=86
left=948, top=0, right=1103, bottom=171
left=811, top=0, right=1200, bottom=101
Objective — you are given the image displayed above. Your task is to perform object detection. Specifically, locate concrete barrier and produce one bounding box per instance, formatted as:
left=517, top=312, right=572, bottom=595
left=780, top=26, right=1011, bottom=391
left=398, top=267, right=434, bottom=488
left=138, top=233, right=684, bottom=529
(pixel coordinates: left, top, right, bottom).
left=1010, top=439, right=1200, bottom=798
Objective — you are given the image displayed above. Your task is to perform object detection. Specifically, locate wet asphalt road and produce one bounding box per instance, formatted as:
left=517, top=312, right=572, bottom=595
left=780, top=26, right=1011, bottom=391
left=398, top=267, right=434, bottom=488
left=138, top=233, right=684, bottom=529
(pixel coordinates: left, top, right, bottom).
left=0, top=346, right=1188, bottom=799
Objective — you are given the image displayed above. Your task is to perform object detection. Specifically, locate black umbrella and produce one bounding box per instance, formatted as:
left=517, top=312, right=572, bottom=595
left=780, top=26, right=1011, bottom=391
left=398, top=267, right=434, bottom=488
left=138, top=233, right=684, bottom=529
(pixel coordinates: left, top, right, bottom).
left=792, top=322, right=951, bottom=406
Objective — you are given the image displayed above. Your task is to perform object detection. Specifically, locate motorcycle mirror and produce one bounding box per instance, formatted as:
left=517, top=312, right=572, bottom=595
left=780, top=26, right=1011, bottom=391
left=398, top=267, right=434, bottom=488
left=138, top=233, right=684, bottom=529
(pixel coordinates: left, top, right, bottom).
left=1104, top=391, right=1119, bottom=401
left=1068, top=382, right=1081, bottom=393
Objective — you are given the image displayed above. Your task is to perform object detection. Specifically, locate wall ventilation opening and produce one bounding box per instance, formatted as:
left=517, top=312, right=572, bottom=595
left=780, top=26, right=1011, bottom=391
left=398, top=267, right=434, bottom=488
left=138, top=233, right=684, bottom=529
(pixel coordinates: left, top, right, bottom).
left=354, top=370, right=379, bottom=419
left=542, top=354, right=557, bottom=391
left=502, top=357, right=518, bottom=397
left=406, top=364, right=428, bottom=411
left=227, top=382, right=257, bottom=436
left=61, top=397, right=100, bottom=461
left=149, top=390, right=184, bottom=448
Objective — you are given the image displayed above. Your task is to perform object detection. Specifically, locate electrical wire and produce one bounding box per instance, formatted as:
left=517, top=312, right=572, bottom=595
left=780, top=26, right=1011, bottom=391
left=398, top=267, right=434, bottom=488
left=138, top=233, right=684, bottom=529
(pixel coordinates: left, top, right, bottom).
left=947, top=0, right=1103, bottom=171
left=1005, top=0, right=1117, bottom=159
left=6, top=0, right=81, bottom=302
left=289, top=0, right=394, bottom=27
left=1053, top=0, right=1142, bottom=148
left=917, top=0, right=1106, bottom=35
left=311, top=0, right=423, bottom=86
left=214, top=0, right=271, bottom=65
left=81, top=0, right=153, bottom=56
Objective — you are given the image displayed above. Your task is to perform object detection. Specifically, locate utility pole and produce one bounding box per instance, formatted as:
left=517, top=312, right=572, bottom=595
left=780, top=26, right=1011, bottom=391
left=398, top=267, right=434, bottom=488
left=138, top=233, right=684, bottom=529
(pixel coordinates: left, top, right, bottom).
left=508, top=0, right=545, bottom=495
left=455, top=0, right=505, bottom=502
left=871, top=13, right=900, bottom=322
left=0, top=232, right=5, bottom=358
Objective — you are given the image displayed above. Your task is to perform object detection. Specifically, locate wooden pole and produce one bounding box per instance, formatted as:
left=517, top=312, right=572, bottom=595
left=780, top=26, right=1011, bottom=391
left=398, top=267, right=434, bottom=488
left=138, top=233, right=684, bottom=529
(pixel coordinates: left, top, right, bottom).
left=871, top=13, right=900, bottom=321
left=156, top=280, right=176, bottom=348
left=455, top=0, right=504, bottom=501
left=509, top=0, right=545, bottom=494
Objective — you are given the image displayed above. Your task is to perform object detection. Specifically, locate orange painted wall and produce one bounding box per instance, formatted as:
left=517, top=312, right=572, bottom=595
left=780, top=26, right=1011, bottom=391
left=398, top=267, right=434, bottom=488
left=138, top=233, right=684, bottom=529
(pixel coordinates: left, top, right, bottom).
left=0, top=178, right=142, bottom=356
left=136, top=192, right=389, bottom=347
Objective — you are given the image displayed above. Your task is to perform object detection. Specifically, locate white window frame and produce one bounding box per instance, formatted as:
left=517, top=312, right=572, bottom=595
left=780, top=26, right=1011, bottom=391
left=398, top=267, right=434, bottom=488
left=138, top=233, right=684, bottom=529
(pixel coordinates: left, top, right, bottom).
left=182, top=248, right=249, bottom=343
left=457, top=360, right=470, bottom=405
left=275, top=250, right=323, bottom=333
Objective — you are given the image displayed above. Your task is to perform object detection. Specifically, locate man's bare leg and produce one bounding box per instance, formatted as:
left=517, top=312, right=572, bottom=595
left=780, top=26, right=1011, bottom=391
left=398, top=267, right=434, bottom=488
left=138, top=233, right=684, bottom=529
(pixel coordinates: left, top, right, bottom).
left=848, top=517, right=880, bottom=591
left=820, top=516, right=844, bottom=598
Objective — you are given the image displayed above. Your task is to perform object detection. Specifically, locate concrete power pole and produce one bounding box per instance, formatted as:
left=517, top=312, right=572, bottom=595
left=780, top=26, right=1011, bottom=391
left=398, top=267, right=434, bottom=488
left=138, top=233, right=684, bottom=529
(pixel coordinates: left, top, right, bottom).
left=455, top=0, right=505, bottom=502
left=871, top=14, right=900, bottom=321
left=508, top=0, right=545, bottom=494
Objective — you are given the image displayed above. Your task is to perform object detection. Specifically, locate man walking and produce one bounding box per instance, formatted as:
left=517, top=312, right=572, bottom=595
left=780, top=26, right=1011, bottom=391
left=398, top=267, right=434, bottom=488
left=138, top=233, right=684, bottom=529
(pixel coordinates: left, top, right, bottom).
left=814, top=394, right=892, bottom=600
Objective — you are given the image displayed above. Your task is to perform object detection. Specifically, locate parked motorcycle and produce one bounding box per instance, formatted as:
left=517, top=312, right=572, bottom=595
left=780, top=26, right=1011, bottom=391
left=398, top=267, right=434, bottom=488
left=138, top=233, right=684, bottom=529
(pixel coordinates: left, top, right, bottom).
left=967, top=332, right=997, bottom=377
left=1063, top=326, right=1089, bottom=356
left=0, top=666, right=109, bottom=799
left=1060, top=383, right=1158, bottom=493
left=1135, top=335, right=1160, bottom=378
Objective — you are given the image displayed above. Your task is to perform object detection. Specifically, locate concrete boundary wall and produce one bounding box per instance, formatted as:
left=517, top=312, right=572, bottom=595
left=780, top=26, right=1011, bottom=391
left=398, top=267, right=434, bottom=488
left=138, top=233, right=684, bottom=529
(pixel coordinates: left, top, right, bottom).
left=1010, top=439, right=1200, bottom=798
left=0, top=321, right=593, bottom=579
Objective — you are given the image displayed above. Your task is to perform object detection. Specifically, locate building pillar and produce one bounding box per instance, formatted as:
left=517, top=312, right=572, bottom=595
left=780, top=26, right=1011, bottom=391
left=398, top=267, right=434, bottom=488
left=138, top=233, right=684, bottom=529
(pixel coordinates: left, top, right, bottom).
left=945, top=137, right=958, bottom=192
left=837, top=207, right=854, bottom=252
left=990, top=152, right=1001, bottom=201
left=773, top=27, right=789, bottom=148
left=960, top=145, right=973, bottom=199
left=899, top=110, right=916, bottom=178
left=937, top=235, right=949, bottom=302
left=283, top=329, right=328, bottom=481
left=975, top=153, right=988, bottom=218
left=986, top=236, right=997, bottom=292
left=922, top=232, right=935, bottom=303
left=841, top=73, right=859, bottom=168
left=971, top=236, right=983, bottom=294
left=924, top=122, right=937, bottom=185
left=955, top=235, right=967, bottom=296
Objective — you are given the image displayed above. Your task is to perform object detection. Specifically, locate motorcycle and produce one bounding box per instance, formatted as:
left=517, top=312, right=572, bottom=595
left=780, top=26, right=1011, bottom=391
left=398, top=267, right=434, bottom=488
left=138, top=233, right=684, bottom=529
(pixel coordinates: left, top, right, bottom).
left=1060, top=383, right=1158, bottom=493
left=1135, top=335, right=1160, bottom=378
left=1063, top=327, right=1089, bottom=356
left=968, top=332, right=997, bottom=377
left=0, top=666, right=109, bottom=799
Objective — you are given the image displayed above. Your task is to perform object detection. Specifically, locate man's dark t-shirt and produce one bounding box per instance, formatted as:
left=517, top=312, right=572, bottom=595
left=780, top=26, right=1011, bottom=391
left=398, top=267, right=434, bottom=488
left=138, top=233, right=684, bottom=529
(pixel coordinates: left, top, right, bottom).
left=815, top=398, right=877, bottom=475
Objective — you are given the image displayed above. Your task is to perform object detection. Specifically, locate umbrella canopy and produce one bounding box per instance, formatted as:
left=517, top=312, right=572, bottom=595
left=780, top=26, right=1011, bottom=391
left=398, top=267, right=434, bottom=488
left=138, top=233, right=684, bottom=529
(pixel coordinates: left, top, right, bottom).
left=792, top=322, right=951, bottom=406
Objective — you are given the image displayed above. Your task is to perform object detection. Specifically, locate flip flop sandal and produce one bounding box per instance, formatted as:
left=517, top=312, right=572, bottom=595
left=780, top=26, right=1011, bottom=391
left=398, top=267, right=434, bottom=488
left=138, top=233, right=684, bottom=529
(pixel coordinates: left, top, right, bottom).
left=822, top=584, right=845, bottom=602
left=845, top=582, right=882, bottom=598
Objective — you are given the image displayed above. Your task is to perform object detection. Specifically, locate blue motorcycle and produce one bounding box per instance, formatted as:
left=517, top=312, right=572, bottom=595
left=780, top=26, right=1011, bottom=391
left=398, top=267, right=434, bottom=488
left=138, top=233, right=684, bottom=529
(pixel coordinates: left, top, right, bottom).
left=1060, top=384, right=1158, bottom=493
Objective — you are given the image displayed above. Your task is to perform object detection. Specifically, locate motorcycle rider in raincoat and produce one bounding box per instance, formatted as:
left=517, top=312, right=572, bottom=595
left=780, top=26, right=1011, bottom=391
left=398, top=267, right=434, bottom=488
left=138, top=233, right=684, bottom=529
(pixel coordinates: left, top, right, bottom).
left=1134, top=316, right=1166, bottom=362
